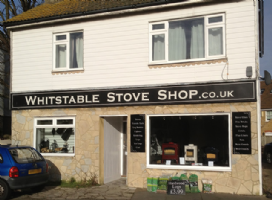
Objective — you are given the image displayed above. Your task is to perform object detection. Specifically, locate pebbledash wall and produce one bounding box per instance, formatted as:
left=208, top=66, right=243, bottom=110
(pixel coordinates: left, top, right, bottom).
left=12, top=101, right=260, bottom=195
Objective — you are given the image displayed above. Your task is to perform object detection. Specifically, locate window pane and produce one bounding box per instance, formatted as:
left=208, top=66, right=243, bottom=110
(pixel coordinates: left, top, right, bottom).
left=152, top=24, right=165, bottom=30
left=9, top=148, right=43, bottom=163
left=37, top=120, right=52, bottom=125
left=149, top=115, right=229, bottom=167
left=70, top=32, right=83, bottom=69
left=267, top=111, right=272, bottom=120
left=56, top=35, right=66, bottom=41
left=169, top=18, right=204, bottom=61
left=57, top=119, right=73, bottom=125
left=56, top=44, right=66, bottom=68
left=36, top=128, right=75, bottom=154
left=152, top=34, right=165, bottom=61
left=208, top=27, right=223, bottom=56
left=208, top=16, right=223, bottom=24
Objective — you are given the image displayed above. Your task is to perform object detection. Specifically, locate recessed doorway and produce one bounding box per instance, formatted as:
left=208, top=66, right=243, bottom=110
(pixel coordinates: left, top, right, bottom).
left=102, top=116, right=127, bottom=184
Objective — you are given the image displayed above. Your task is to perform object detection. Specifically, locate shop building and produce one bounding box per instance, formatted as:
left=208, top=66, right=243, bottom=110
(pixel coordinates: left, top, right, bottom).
left=5, top=0, right=263, bottom=195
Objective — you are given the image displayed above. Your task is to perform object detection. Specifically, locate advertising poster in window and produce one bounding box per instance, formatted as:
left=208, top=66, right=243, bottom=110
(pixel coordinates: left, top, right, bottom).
left=131, top=114, right=145, bottom=152
left=232, top=112, right=251, bottom=154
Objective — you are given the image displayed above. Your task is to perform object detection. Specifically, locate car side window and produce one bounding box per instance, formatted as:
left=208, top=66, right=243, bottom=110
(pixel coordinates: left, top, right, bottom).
left=0, top=154, right=3, bottom=163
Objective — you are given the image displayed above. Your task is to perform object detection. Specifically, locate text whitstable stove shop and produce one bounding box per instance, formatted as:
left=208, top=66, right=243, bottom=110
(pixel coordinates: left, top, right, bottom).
left=11, top=81, right=255, bottom=109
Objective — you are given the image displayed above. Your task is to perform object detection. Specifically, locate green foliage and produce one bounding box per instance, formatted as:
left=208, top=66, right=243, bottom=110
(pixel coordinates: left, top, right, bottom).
left=69, top=177, right=76, bottom=183
left=46, top=172, right=99, bottom=188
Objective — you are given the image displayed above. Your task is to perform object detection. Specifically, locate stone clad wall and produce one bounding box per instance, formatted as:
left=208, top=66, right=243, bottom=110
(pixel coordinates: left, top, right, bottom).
left=12, top=109, right=100, bottom=181
left=12, top=102, right=260, bottom=195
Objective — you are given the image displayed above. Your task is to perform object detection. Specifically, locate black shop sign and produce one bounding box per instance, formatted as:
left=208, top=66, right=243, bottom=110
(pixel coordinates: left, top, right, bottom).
left=167, top=180, right=186, bottom=195
left=130, top=115, right=145, bottom=152
left=232, top=112, right=251, bottom=154
left=11, top=81, right=256, bottom=110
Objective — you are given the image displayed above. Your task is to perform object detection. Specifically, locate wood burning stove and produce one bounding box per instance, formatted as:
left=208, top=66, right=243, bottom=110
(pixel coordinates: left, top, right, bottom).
left=184, top=144, right=198, bottom=163
left=161, top=142, right=179, bottom=164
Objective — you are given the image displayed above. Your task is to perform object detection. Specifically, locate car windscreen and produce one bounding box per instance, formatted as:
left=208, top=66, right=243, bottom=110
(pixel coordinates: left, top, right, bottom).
left=9, top=148, right=44, bottom=163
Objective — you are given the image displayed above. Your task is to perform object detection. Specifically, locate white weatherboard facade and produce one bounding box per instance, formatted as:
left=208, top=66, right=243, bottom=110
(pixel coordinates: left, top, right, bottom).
left=10, top=0, right=263, bottom=196
left=11, top=0, right=257, bottom=92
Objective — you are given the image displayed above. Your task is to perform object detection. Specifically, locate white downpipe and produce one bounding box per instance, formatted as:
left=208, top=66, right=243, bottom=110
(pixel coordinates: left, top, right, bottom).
left=254, top=0, right=263, bottom=195
left=257, top=79, right=263, bottom=195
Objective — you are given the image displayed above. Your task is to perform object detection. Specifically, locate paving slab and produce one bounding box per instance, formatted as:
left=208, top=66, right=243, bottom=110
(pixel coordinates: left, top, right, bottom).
left=130, top=188, right=268, bottom=200
left=9, top=178, right=269, bottom=200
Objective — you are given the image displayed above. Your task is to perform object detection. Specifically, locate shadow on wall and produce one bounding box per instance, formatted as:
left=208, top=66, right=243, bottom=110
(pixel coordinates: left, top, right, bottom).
left=46, top=159, right=62, bottom=181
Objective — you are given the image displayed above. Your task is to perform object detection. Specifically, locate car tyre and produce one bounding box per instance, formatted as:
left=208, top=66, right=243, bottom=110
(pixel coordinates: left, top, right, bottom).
left=267, top=152, right=272, bottom=164
left=0, top=179, right=11, bottom=200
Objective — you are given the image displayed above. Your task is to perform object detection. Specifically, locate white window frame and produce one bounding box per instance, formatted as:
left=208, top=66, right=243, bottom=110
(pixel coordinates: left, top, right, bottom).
left=34, top=116, right=76, bottom=157
left=146, top=113, right=231, bottom=171
left=149, top=13, right=225, bottom=64
left=205, top=14, right=226, bottom=59
left=149, top=21, right=168, bottom=62
left=266, top=111, right=272, bottom=122
left=53, top=31, right=84, bottom=71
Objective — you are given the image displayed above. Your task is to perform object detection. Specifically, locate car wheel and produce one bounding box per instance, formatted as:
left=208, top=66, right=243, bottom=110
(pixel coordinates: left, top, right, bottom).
left=0, top=179, right=11, bottom=200
left=267, top=152, right=272, bottom=164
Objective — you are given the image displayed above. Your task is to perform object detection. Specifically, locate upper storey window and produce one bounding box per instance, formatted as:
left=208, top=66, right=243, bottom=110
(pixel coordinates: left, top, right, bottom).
left=149, top=14, right=225, bottom=64
left=53, top=31, right=83, bottom=70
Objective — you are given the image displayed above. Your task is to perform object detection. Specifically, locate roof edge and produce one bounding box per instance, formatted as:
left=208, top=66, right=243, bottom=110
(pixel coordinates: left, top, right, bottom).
left=4, top=0, right=212, bottom=29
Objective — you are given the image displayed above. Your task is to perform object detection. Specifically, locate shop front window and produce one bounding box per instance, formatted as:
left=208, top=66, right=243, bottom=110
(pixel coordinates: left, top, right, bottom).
left=147, top=114, right=230, bottom=170
left=34, top=117, right=75, bottom=156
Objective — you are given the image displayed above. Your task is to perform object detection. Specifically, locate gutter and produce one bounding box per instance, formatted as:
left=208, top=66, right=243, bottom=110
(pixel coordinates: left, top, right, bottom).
left=4, top=0, right=213, bottom=29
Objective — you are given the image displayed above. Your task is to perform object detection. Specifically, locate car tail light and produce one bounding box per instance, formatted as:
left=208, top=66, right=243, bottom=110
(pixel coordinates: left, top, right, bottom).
left=9, top=166, right=19, bottom=178
left=46, top=162, right=48, bottom=173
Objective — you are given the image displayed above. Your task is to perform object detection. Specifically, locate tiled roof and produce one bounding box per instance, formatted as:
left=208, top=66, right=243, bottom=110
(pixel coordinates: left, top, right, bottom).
left=4, top=0, right=180, bottom=26
left=261, top=81, right=272, bottom=109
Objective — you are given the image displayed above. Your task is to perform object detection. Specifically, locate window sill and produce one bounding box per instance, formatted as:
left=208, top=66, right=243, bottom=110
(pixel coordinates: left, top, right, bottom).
left=41, top=153, right=75, bottom=157
left=52, top=69, right=84, bottom=75
left=148, top=58, right=227, bottom=69
left=146, top=164, right=231, bottom=171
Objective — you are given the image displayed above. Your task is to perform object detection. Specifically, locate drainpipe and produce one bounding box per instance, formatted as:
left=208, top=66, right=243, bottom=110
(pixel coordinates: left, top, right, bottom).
left=255, top=0, right=263, bottom=195
left=257, top=75, right=263, bottom=195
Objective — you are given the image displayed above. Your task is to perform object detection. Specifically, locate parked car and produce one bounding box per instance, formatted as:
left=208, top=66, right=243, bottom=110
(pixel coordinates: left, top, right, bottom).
left=264, top=142, right=272, bottom=164
left=0, top=145, right=49, bottom=200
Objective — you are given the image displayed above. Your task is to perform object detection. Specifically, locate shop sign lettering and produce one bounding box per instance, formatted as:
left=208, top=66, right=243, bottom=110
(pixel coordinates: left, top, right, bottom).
left=167, top=181, right=186, bottom=195
left=130, top=115, right=145, bottom=152
left=232, top=112, right=251, bottom=154
left=11, top=81, right=256, bottom=110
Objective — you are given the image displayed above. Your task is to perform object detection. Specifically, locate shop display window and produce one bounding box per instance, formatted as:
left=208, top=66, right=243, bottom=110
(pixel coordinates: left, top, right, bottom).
left=34, top=117, right=75, bottom=156
left=147, top=114, right=230, bottom=170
